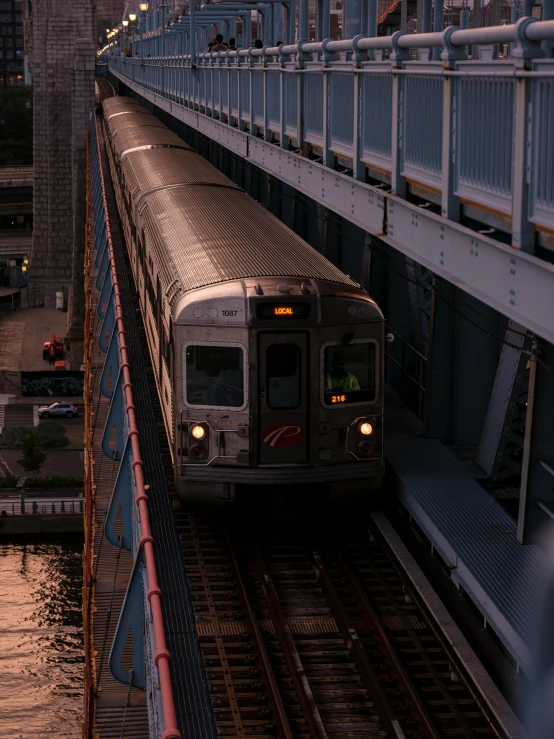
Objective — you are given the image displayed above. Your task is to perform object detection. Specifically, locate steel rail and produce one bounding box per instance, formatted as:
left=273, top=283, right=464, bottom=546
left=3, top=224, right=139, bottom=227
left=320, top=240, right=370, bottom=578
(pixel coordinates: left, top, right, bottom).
left=189, top=517, right=246, bottom=739
left=333, top=547, right=442, bottom=739
left=223, top=529, right=295, bottom=739
left=311, top=549, right=408, bottom=739
left=253, top=543, right=330, bottom=739
left=92, top=112, right=182, bottom=739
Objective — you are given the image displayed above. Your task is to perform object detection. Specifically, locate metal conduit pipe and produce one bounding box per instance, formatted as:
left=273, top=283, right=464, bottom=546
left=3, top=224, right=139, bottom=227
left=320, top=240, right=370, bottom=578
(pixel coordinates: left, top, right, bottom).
left=150, top=14, right=554, bottom=61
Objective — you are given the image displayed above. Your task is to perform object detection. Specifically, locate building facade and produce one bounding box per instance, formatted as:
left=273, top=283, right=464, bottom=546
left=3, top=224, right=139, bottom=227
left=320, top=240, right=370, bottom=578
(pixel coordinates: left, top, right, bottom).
left=0, top=0, right=24, bottom=87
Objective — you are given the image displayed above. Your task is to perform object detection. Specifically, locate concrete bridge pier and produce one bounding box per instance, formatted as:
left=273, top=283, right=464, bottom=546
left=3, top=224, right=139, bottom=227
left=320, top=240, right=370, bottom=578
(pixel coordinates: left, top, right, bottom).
left=27, top=0, right=95, bottom=368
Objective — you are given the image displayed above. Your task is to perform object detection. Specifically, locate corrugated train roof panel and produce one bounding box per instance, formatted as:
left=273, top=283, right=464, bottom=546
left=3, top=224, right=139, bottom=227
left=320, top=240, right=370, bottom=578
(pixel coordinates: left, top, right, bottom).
left=139, top=186, right=358, bottom=294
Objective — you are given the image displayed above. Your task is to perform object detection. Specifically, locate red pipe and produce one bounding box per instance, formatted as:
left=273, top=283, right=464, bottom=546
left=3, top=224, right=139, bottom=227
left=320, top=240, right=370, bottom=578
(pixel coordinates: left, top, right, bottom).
left=93, top=114, right=182, bottom=739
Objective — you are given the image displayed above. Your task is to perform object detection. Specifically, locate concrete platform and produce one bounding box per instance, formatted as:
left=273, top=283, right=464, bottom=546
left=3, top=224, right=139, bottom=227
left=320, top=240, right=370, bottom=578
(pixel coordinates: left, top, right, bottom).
left=384, top=390, right=546, bottom=675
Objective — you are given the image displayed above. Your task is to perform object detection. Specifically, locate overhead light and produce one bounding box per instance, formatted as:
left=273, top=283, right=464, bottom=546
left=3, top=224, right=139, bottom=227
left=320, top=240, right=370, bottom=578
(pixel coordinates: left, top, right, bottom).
left=122, top=19, right=129, bottom=26
left=128, top=12, right=137, bottom=21
left=139, top=1, right=149, bottom=11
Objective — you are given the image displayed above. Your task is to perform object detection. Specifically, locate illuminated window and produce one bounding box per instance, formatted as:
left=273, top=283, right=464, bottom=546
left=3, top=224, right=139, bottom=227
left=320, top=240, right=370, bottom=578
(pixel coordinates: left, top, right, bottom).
left=323, top=341, right=377, bottom=405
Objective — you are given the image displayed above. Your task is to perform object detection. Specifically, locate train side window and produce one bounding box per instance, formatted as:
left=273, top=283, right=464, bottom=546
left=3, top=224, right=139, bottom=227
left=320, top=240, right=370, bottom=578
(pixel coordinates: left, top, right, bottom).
left=185, top=343, right=245, bottom=409
left=266, top=344, right=301, bottom=410
left=322, top=340, right=377, bottom=406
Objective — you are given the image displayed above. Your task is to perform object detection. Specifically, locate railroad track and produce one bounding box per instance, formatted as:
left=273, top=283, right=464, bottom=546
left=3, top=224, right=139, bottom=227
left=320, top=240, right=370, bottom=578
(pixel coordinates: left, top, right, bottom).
left=115, top=139, right=505, bottom=739
left=174, top=513, right=504, bottom=739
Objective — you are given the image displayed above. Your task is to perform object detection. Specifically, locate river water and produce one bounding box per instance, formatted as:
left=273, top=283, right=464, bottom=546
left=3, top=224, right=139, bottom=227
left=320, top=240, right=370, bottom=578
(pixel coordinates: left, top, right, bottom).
left=0, top=536, right=84, bottom=739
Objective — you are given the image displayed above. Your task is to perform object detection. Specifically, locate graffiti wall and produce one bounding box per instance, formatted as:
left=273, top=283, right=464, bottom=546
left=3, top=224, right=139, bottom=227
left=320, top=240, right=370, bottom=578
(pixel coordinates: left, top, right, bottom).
left=21, top=371, right=84, bottom=397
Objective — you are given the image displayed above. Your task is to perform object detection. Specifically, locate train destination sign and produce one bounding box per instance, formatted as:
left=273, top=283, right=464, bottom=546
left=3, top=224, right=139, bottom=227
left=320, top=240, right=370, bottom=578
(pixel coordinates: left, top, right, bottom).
left=256, top=302, right=310, bottom=319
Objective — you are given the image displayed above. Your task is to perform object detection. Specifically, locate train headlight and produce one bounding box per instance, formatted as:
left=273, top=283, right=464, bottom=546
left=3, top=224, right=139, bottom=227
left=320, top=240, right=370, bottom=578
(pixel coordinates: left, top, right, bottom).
left=359, top=422, right=374, bottom=436
left=191, top=424, right=206, bottom=440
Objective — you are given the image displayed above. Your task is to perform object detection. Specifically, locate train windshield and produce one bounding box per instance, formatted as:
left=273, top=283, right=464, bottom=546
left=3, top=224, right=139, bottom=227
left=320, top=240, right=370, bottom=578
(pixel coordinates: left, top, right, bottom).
left=186, top=344, right=245, bottom=408
left=323, top=341, right=376, bottom=405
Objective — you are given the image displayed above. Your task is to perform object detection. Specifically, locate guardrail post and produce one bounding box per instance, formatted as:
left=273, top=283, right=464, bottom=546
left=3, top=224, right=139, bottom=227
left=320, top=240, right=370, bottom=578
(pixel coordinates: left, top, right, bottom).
left=96, top=266, right=112, bottom=319
left=390, top=32, right=410, bottom=198
left=109, top=550, right=146, bottom=689
left=321, top=39, right=338, bottom=168
left=100, top=322, right=121, bottom=398
left=279, top=47, right=289, bottom=149
left=263, top=50, right=271, bottom=142
left=237, top=54, right=245, bottom=131
left=512, top=17, right=543, bottom=252
left=105, top=441, right=134, bottom=550
left=99, top=289, right=115, bottom=353
left=249, top=50, right=257, bottom=136
left=352, top=36, right=368, bottom=181
left=440, top=27, right=466, bottom=222
left=102, top=371, right=126, bottom=460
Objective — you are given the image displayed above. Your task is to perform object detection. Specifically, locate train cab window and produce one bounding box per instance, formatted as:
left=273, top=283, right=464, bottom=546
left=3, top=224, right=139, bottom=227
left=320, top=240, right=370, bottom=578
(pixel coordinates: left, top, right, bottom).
left=322, top=341, right=377, bottom=406
left=266, top=344, right=301, bottom=410
left=185, top=343, right=245, bottom=408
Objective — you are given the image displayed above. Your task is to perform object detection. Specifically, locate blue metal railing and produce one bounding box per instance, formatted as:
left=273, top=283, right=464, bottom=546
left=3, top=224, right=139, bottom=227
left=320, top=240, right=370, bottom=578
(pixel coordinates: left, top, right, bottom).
left=90, top=113, right=181, bottom=739
left=104, top=18, right=554, bottom=254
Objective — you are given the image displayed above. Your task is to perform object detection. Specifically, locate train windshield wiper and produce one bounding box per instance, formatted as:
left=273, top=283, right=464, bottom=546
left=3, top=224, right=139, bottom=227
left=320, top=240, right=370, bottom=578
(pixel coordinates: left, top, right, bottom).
left=325, top=332, right=354, bottom=375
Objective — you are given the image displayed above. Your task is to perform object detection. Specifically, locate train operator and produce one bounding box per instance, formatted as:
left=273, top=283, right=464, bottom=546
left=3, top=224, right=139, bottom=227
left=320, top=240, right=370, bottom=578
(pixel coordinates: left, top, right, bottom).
left=326, top=360, right=360, bottom=391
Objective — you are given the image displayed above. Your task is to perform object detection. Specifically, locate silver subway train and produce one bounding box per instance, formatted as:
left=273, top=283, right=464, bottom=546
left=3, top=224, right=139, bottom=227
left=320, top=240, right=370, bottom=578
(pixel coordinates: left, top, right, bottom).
left=102, top=95, right=385, bottom=504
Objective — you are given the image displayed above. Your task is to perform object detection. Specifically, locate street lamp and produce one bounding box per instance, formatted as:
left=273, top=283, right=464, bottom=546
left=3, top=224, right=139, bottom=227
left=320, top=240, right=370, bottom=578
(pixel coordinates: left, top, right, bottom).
left=129, top=13, right=138, bottom=56
left=122, top=19, right=129, bottom=56
left=139, top=2, right=148, bottom=63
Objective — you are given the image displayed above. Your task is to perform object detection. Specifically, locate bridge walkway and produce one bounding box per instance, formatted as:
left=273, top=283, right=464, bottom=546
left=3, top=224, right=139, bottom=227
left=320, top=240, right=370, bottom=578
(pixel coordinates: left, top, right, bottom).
left=88, top=197, right=150, bottom=738
left=384, top=388, right=547, bottom=676
left=86, top=112, right=218, bottom=739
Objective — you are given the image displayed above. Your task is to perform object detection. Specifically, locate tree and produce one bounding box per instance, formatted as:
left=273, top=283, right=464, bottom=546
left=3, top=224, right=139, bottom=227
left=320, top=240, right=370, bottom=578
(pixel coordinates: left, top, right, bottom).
left=17, top=431, right=47, bottom=478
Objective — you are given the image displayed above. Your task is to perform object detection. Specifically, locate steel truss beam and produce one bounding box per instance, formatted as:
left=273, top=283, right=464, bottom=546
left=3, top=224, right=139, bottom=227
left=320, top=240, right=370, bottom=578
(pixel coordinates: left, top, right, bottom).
left=112, top=69, right=554, bottom=344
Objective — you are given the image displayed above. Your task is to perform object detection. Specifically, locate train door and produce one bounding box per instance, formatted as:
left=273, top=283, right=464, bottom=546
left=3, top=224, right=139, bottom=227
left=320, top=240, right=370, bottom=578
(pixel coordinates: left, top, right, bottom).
left=258, top=333, right=309, bottom=465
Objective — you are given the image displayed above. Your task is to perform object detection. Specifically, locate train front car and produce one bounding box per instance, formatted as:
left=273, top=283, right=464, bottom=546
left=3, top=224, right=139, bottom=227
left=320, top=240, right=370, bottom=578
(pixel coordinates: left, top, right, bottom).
left=102, top=96, right=384, bottom=506
left=174, top=275, right=384, bottom=504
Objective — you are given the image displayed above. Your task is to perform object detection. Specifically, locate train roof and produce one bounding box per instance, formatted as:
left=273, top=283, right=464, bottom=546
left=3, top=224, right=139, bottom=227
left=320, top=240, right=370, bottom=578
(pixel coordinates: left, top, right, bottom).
left=103, top=96, right=145, bottom=117
left=122, top=148, right=234, bottom=202
left=104, top=110, right=167, bottom=130
left=111, top=124, right=192, bottom=159
left=138, top=184, right=358, bottom=298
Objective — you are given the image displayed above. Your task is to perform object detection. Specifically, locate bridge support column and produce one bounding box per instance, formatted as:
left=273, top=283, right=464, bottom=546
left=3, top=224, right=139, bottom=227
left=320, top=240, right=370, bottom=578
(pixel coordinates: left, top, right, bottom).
left=28, top=1, right=95, bottom=325
left=518, top=341, right=554, bottom=543
left=477, top=321, right=531, bottom=481
left=424, top=282, right=499, bottom=444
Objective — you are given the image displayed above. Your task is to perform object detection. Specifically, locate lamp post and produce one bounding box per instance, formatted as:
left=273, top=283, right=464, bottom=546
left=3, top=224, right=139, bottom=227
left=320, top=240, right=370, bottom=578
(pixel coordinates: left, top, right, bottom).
left=160, top=1, right=167, bottom=57
left=129, top=12, right=138, bottom=56
left=139, top=2, right=149, bottom=62
left=122, top=19, right=129, bottom=56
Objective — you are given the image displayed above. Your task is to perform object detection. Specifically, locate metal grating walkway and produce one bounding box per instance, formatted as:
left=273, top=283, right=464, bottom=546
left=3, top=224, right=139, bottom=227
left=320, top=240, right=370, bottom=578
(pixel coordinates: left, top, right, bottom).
left=97, top=116, right=218, bottom=739
left=89, top=220, right=149, bottom=737
left=384, top=390, right=547, bottom=673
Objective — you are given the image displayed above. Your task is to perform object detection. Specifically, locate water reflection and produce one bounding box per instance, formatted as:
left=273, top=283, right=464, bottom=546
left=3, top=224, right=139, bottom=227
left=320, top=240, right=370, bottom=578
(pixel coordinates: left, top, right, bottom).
left=0, top=536, right=83, bottom=739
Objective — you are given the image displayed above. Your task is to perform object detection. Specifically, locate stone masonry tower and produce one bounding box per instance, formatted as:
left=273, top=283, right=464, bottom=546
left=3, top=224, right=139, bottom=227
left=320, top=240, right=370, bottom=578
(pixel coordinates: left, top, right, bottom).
left=26, top=0, right=96, bottom=363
